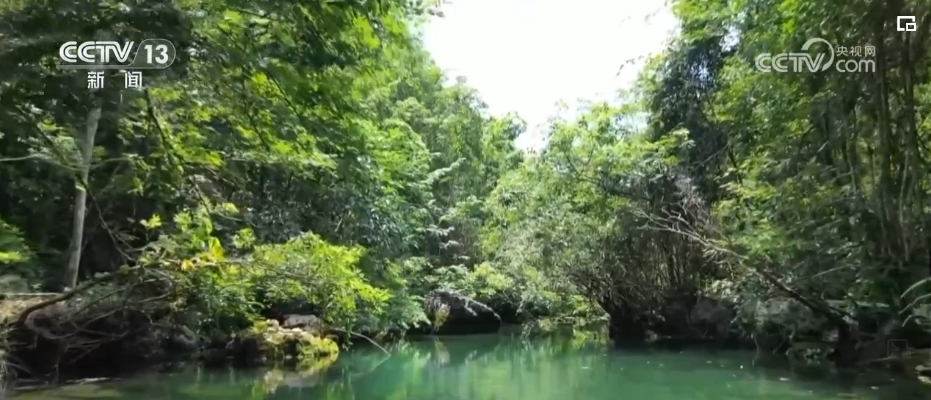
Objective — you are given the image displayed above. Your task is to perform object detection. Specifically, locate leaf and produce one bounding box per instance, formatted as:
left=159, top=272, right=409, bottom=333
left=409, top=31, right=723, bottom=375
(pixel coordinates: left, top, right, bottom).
left=140, top=214, right=162, bottom=230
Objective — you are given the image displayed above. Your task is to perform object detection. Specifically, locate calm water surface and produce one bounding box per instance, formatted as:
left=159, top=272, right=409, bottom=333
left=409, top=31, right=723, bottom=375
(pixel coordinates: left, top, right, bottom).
left=10, top=332, right=930, bottom=400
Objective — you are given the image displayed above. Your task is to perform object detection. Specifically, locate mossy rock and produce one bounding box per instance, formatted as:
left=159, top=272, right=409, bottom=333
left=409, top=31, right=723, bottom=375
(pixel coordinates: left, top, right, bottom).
left=246, top=319, right=339, bottom=364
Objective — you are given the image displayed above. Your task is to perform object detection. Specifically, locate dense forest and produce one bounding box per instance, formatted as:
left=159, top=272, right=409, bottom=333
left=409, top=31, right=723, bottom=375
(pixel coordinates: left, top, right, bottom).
left=1, top=0, right=930, bottom=382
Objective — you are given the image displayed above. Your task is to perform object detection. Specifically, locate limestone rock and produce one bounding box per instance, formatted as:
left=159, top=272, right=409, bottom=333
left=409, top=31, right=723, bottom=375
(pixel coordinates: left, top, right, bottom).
left=424, top=289, right=501, bottom=335
left=282, top=314, right=326, bottom=334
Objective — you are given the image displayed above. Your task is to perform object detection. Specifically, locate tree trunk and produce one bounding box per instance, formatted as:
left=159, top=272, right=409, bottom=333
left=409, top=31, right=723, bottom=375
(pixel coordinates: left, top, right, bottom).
left=65, top=97, right=102, bottom=289
left=833, top=322, right=858, bottom=368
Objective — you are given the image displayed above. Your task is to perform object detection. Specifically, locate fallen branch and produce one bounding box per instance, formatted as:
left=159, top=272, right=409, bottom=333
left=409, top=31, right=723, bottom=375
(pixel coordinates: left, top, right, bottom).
left=329, top=328, right=389, bottom=355
left=641, top=205, right=853, bottom=324
left=15, top=267, right=143, bottom=327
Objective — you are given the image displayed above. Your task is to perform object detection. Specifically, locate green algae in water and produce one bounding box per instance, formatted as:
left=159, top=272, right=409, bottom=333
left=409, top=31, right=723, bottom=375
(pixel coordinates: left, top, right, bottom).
left=8, top=333, right=930, bottom=400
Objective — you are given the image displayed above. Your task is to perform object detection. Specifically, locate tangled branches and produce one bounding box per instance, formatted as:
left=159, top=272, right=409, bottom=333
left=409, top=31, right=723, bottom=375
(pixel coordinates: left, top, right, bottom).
left=5, top=266, right=177, bottom=378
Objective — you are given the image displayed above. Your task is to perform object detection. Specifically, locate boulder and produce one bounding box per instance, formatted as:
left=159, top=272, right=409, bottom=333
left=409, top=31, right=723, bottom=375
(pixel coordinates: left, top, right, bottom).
left=424, top=289, right=501, bottom=335
left=689, top=296, right=741, bottom=344
left=647, top=294, right=744, bottom=347
left=0, top=274, right=29, bottom=292
left=282, top=314, right=326, bottom=334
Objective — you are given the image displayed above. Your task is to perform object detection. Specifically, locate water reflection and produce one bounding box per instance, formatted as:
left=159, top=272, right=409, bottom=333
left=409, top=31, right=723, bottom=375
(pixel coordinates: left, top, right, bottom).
left=9, top=330, right=931, bottom=400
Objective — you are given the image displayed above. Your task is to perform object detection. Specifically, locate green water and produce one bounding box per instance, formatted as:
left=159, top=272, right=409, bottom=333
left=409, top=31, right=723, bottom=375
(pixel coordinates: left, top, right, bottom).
left=10, top=333, right=930, bottom=400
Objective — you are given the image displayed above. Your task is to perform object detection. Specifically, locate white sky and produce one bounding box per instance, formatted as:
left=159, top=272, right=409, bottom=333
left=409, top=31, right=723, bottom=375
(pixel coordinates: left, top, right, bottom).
left=422, top=0, right=678, bottom=150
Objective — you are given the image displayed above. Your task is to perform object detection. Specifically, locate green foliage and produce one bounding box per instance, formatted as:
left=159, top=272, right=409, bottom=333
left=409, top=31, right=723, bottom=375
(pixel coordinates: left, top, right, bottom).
left=480, top=102, right=697, bottom=316
left=249, top=233, right=391, bottom=326
left=0, top=218, right=29, bottom=267
left=471, top=0, right=931, bottom=341
left=645, top=0, right=930, bottom=335
left=133, top=203, right=396, bottom=331
left=0, top=0, right=525, bottom=340
left=431, top=304, right=450, bottom=331
left=1, top=0, right=925, bottom=362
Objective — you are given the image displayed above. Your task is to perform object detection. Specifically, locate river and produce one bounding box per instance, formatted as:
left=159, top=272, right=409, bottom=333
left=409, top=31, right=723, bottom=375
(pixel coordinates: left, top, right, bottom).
left=8, top=331, right=930, bottom=400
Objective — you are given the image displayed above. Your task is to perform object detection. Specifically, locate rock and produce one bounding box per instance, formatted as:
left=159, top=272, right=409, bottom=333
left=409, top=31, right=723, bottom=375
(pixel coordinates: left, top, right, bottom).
left=740, top=297, right=832, bottom=346
left=689, top=296, right=740, bottom=344
left=424, top=289, right=501, bottom=335
left=486, top=298, right=522, bottom=324
left=162, top=325, right=200, bottom=354
left=260, top=297, right=321, bottom=321
left=0, top=274, right=29, bottom=292
left=282, top=314, right=325, bottom=334
left=648, top=294, right=743, bottom=347
left=786, top=341, right=832, bottom=364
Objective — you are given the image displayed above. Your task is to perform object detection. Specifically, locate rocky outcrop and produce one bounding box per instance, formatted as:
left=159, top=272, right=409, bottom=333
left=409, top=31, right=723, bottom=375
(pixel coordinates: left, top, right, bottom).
left=423, top=289, right=501, bottom=335
left=614, top=295, right=744, bottom=347
left=282, top=314, right=326, bottom=333
left=226, top=318, right=339, bottom=366
left=739, top=297, right=832, bottom=355
left=603, top=303, right=649, bottom=344
left=682, top=296, right=744, bottom=346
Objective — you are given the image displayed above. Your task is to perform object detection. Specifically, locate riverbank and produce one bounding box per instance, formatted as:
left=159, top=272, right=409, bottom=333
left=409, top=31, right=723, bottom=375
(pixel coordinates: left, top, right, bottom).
left=8, top=333, right=931, bottom=400
left=3, top=283, right=931, bottom=390
left=0, top=287, right=514, bottom=384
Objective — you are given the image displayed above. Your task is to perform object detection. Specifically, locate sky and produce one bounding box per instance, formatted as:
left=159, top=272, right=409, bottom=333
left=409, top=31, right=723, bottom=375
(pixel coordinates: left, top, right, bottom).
left=422, top=0, right=678, bottom=150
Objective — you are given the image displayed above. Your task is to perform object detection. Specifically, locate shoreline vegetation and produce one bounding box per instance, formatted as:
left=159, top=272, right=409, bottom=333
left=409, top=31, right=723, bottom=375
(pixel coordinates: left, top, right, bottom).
left=1, top=0, right=930, bottom=391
